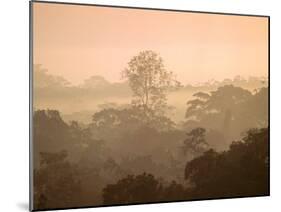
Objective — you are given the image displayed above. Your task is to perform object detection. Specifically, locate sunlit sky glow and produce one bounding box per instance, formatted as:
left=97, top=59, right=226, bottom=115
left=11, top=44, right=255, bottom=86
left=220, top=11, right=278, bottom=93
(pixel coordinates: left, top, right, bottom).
left=33, top=2, right=268, bottom=85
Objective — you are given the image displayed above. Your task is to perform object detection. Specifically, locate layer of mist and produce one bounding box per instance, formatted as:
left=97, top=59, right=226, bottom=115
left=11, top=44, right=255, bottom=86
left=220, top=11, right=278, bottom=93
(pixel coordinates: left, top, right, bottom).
left=33, top=61, right=268, bottom=210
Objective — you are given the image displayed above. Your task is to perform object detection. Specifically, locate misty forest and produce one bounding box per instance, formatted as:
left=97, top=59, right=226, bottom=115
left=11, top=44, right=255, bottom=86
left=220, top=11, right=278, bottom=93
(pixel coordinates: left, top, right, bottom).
left=33, top=50, right=269, bottom=210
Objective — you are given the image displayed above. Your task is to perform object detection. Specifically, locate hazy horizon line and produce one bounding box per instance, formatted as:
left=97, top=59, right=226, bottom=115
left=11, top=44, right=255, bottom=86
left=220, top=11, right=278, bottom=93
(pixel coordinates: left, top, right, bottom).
left=34, top=63, right=268, bottom=87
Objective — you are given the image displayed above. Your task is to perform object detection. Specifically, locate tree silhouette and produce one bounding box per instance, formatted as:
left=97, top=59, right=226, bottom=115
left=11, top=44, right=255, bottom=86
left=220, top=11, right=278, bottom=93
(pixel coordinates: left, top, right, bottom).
left=185, top=85, right=268, bottom=139
left=34, top=151, right=82, bottom=210
left=102, top=172, right=186, bottom=205
left=91, top=107, right=175, bottom=136
left=34, top=64, right=70, bottom=88
left=186, top=85, right=252, bottom=121
left=103, top=173, right=162, bottom=204
left=122, top=50, right=179, bottom=118
left=184, top=127, right=269, bottom=198
left=182, top=128, right=209, bottom=158
left=33, top=109, right=101, bottom=166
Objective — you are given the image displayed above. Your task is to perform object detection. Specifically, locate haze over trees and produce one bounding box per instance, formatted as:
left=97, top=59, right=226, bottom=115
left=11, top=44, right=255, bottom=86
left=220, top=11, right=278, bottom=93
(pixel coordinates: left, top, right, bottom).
left=33, top=62, right=268, bottom=124
left=33, top=50, right=269, bottom=210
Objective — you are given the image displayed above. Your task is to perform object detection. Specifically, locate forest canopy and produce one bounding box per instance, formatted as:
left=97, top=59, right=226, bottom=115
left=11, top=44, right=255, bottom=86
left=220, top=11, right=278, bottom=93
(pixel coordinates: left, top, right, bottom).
left=33, top=50, right=269, bottom=210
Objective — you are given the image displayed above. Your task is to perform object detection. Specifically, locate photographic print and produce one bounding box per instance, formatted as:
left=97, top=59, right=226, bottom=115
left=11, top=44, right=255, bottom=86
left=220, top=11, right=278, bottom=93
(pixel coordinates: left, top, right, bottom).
left=30, top=1, right=269, bottom=211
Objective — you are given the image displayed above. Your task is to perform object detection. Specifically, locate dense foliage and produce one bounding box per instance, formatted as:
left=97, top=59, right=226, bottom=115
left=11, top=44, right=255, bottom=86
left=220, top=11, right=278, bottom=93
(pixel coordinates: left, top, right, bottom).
left=33, top=51, right=269, bottom=210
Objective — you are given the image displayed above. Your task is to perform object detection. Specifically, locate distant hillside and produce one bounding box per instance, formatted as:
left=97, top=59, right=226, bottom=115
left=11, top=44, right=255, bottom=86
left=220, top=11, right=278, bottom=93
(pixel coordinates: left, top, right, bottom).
left=33, top=65, right=268, bottom=123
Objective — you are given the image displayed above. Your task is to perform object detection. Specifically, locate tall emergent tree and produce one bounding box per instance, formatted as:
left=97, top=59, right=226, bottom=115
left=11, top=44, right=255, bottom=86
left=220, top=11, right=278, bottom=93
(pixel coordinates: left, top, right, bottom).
left=122, top=50, right=179, bottom=118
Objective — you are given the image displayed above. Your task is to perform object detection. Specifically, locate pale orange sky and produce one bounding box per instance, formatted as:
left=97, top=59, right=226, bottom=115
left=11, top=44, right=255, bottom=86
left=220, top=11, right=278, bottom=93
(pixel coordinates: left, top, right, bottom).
left=33, top=2, right=268, bottom=85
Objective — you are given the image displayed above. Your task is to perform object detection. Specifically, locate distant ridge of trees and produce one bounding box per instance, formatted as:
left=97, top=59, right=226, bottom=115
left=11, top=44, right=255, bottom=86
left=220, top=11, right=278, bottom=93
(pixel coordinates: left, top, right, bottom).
left=34, top=64, right=268, bottom=90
